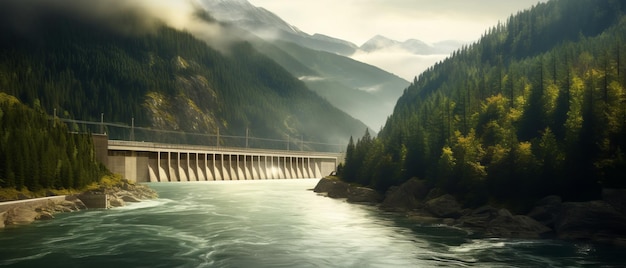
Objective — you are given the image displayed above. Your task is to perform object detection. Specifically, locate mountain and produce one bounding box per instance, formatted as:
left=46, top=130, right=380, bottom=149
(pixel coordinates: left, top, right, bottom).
left=252, top=40, right=409, bottom=130
left=197, top=0, right=410, bottom=129
left=197, top=0, right=358, bottom=55
left=340, top=0, right=626, bottom=211
left=0, top=1, right=368, bottom=150
left=0, top=93, right=104, bottom=191
left=353, top=35, right=464, bottom=81
left=360, top=35, right=462, bottom=55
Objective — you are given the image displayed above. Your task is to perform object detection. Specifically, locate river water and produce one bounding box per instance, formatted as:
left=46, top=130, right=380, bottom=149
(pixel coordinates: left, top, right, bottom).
left=1, top=179, right=624, bottom=267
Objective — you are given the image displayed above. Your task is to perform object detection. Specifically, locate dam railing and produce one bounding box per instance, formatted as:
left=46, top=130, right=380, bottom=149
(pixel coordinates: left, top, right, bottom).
left=53, top=116, right=346, bottom=153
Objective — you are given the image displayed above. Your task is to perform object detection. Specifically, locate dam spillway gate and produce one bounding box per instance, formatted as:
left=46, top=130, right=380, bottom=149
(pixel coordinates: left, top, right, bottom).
left=98, top=139, right=341, bottom=183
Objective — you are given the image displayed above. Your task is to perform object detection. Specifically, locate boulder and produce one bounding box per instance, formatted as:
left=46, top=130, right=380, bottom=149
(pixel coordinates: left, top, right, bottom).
left=380, top=178, right=430, bottom=211
left=486, top=214, right=551, bottom=238
left=6, top=206, right=39, bottom=225
left=65, top=195, right=87, bottom=207
left=0, top=211, right=7, bottom=228
left=135, top=186, right=158, bottom=199
left=602, top=189, right=626, bottom=215
left=53, top=199, right=86, bottom=213
left=527, top=195, right=562, bottom=227
left=347, top=187, right=383, bottom=204
left=36, top=211, right=55, bottom=220
left=313, top=177, right=350, bottom=198
left=457, top=205, right=499, bottom=229
left=424, top=188, right=446, bottom=202
left=407, top=213, right=443, bottom=224
left=109, top=196, right=125, bottom=207
left=458, top=206, right=551, bottom=238
left=554, top=201, right=626, bottom=245
left=120, top=194, right=142, bottom=203
left=55, top=200, right=82, bottom=212
left=425, top=194, right=463, bottom=218
left=313, top=177, right=338, bottom=193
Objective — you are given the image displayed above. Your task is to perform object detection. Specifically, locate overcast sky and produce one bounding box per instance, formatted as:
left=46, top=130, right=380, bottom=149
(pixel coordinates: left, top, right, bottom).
left=248, top=0, right=544, bottom=45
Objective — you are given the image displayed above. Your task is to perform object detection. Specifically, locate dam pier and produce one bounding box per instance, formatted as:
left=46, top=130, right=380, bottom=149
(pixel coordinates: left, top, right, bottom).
left=94, top=135, right=341, bottom=183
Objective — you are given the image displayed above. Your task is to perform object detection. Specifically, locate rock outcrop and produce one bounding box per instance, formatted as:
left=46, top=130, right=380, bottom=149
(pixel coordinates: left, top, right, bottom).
left=313, top=177, right=350, bottom=198
left=1, top=196, right=87, bottom=227
left=553, top=201, right=626, bottom=245
left=527, top=195, right=562, bottom=227
left=78, top=181, right=158, bottom=209
left=425, top=194, right=463, bottom=219
left=313, top=177, right=382, bottom=204
left=380, top=178, right=429, bottom=211
left=457, top=206, right=551, bottom=238
left=314, top=177, right=626, bottom=244
left=0, top=181, right=157, bottom=228
left=602, top=189, right=626, bottom=215
left=347, top=187, right=383, bottom=204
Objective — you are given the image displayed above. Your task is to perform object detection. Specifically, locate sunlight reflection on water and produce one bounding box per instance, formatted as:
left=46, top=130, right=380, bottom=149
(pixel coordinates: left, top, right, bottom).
left=1, top=179, right=624, bottom=267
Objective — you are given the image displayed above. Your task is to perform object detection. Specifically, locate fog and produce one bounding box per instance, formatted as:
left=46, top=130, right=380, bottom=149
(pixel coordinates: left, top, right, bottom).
left=0, top=0, right=238, bottom=51
left=352, top=49, right=450, bottom=81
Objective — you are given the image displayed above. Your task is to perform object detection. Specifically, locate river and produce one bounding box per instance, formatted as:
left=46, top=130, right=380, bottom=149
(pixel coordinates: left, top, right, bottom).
left=1, top=179, right=624, bottom=267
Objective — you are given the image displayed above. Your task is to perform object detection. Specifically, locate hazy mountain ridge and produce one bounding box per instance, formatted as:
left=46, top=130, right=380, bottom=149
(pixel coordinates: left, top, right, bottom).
left=197, top=0, right=358, bottom=55
left=197, top=0, right=410, bottom=129
left=252, top=40, right=409, bottom=129
left=360, top=35, right=462, bottom=55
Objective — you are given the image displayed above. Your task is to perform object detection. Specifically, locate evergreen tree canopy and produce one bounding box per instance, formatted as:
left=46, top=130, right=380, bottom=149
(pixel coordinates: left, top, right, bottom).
left=340, top=0, right=626, bottom=212
left=0, top=93, right=105, bottom=191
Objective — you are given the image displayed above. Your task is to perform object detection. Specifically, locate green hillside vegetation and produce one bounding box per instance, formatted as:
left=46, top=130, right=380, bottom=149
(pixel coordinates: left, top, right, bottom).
left=0, top=93, right=105, bottom=192
left=339, top=0, right=626, bottom=212
left=0, top=6, right=368, bottom=150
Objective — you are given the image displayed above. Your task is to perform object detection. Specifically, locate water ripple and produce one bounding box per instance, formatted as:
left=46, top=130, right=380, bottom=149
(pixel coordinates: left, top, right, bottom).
left=1, top=180, right=625, bottom=267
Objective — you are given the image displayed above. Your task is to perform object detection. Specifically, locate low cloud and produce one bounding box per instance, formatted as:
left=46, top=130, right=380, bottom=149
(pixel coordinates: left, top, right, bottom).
left=0, top=0, right=237, bottom=51
left=298, top=76, right=326, bottom=82
left=249, top=0, right=544, bottom=45
left=352, top=49, right=450, bottom=81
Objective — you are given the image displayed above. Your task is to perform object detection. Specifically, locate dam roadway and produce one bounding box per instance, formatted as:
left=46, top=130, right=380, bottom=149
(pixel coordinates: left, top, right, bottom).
left=94, top=135, right=342, bottom=183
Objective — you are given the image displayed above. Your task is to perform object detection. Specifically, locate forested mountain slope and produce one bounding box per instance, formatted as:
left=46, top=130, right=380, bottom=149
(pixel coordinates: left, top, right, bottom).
left=194, top=0, right=410, bottom=129
left=0, top=93, right=105, bottom=191
left=0, top=2, right=368, bottom=149
left=253, top=40, right=409, bottom=130
left=340, top=0, right=626, bottom=211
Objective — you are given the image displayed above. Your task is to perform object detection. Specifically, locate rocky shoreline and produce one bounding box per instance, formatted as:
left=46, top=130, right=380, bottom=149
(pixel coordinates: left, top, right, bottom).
left=0, top=181, right=157, bottom=228
left=313, top=177, right=626, bottom=246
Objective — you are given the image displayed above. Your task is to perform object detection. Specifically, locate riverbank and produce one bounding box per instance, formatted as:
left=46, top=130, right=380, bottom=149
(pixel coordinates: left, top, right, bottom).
left=313, top=177, right=626, bottom=246
left=0, top=178, right=157, bottom=229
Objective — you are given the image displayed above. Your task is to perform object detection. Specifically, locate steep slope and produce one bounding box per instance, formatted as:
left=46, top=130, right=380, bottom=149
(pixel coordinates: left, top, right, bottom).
left=197, top=0, right=410, bottom=129
left=0, top=93, right=105, bottom=191
left=253, top=40, right=409, bottom=129
left=0, top=2, right=368, bottom=150
left=341, top=0, right=626, bottom=210
left=197, top=0, right=358, bottom=55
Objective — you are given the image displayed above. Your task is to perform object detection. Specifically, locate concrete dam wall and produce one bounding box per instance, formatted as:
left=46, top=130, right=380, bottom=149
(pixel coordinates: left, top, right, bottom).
left=98, top=138, right=340, bottom=183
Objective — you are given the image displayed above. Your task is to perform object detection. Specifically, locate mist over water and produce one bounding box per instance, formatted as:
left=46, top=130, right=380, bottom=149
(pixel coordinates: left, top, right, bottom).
left=1, top=179, right=624, bottom=267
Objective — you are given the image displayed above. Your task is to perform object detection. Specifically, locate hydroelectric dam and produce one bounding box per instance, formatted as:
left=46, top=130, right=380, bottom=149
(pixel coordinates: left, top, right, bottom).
left=93, top=135, right=342, bottom=183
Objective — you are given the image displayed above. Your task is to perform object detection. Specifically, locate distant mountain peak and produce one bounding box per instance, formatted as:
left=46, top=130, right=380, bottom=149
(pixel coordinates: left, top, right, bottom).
left=360, top=35, right=399, bottom=52
left=196, top=0, right=357, bottom=55
left=359, top=35, right=462, bottom=56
